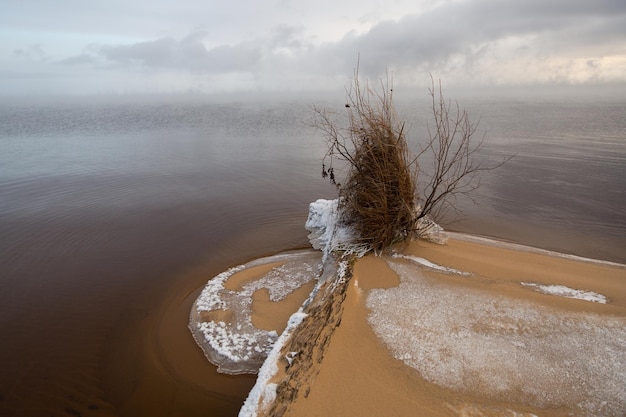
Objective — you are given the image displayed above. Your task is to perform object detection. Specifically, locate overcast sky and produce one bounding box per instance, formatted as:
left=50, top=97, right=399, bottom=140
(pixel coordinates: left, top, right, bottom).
left=2, top=0, right=625, bottom=96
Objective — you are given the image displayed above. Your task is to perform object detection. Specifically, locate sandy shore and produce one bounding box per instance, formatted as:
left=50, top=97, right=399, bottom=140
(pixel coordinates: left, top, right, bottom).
left=247, top=236, right=626, bottom=417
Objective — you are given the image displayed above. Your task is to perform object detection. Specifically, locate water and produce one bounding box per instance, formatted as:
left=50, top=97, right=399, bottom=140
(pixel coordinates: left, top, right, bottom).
left=0, top=94, right=625, bottom=416
left=401, top=97, right=626, bottom=262
left=0, top=97, right=336, bottom=417
left=467, top=99, right=626, bottom=262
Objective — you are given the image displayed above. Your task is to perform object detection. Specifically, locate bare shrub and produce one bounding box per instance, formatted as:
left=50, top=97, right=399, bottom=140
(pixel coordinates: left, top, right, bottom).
left=314, top=72, right=417, bottom=253
left=314, top=71, right=508, bottom=253
left=414, top=77, right=509, bottom=224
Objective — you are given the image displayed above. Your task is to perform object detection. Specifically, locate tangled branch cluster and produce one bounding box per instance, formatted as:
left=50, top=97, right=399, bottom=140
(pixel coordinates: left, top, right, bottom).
left=314, top=75, right=417, bottom=253
left=313, top=70, right=509, bottom=256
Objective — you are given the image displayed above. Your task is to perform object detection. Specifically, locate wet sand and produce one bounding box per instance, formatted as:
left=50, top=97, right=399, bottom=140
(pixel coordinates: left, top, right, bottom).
left=260, top=237, right=626, bottom=417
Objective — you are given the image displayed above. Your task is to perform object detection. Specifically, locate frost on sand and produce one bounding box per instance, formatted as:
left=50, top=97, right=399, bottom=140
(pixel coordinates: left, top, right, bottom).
left=521, top=282, right=607, bottom=304
left=189, top=250, right=321, bottom=375
left=367, top=259, right=626, bottom=417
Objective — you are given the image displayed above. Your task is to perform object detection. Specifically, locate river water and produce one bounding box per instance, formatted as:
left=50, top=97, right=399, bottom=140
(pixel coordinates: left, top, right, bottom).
left=0, top=94, right=624, bottom=416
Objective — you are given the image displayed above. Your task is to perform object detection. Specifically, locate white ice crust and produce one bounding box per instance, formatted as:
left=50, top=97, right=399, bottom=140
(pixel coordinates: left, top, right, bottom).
left=521, top=282, right=608, bottom=303
left=414, top=213, right=449, bottom=244
left=305, top=198, right=370, bottom=258
left=392, top=253, right=469, bottom=276
left=305, top=199, right=449, bottom=253
left=238, top=255, right=351, bottom=417
left=189, top=250, right=321, bottom=374
left=305, top=199, right=344, bottom=253
left=367, top=258, right=626, bottom=417
left=238, top=310, right=308, bottom=417
left=239, top=199, right=354, bottom=416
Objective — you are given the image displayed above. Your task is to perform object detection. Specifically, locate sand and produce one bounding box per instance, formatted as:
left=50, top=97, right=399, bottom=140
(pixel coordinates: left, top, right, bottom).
left=251, top=237, right=626, bottom=417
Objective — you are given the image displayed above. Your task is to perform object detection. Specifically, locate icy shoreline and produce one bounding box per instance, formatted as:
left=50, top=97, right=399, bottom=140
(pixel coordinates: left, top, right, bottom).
left=238, top=258, right=347, bottom=417
left=188, top=198, right=624, bottom=416
left=188, top=250, right=322, bottom=374
left=189, top=199, right=352, bottom=377
left=448, top=231, right=626, bottom=269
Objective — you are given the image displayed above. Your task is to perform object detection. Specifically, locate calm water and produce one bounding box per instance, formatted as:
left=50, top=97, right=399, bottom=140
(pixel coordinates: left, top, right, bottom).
left=0, top=94, right=625, bottom=416
left=424, top=97, right=626, bottom=262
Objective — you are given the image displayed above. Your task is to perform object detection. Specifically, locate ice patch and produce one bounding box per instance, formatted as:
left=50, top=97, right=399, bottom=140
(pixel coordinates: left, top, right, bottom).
left=305, top=198, right=370, bottom=258
left=392, top=253, right=470, bottom=276
left=306, top=199, right=450, bottom=255
left=521, top=282, right=608, bottom=304
left=196, top=321, right=277, bottom=365
left=240, top=207, right=352, bottom=416
left=189, top=250, right=321, bottom=374
left=414, top=214, right=448, bottom=245
left=241, top=261, right=319, bottom=302
left=446, top=402, right=538, bottom=417
left=367, top=259, right=626, bottom=417
left=239, top=310, right=308, bottom=417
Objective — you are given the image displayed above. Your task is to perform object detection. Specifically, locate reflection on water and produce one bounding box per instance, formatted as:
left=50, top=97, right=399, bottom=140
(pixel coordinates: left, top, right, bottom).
left=403, top=98, right=626, bottom=263
left=0, top=96, right=624, bottom=416
left=0, top=99, right=336, bottom=416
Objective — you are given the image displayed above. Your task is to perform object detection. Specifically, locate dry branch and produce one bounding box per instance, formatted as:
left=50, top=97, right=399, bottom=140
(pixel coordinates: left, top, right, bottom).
left=313, top=70, right=509, bottom=254
left=314, top=70, right=418, bottom=253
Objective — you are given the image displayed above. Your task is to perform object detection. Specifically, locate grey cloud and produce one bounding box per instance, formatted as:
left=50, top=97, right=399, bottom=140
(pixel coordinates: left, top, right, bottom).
left=93, top=31, right=262, bottom=72
left=204, top=43, right=262, bottom=72
left=269, top=25, right=307, bottom=49
left=11, top=0, right=623, bottom=94
left=59, top=54, right=98, bottom=66
left=324, top=0, right=626, bottom=77
left=13, top=44, right=46, bottom=59
left=586, top=59, right=600, bottom=69
left=98, top=38, right=177, bottom=66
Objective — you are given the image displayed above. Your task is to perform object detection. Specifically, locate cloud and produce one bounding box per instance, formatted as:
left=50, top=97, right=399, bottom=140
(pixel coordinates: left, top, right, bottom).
left=3, top=0, right=625, bottom=94
left=328, top=0, right=626, bottom=73
left=12, top=44, right=48, bottom=61
left=89, top=31, right=263, bottom=73
left=99, top=37, right=178, bottom=66
left=59, top=53, right=97, bottom=66
left=203, top=42, right=263, bottom=72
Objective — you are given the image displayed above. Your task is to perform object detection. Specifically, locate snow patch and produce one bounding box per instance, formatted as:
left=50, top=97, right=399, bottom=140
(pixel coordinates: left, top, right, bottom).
left=521, top=282, right=608, bottom=304
left=446, top=402, right=539, bottom=417
left=189, top=250, right=321, bottom=375
left=414, top=214, right=448, bottom=244
left=392, top=253, right=469, bottom=276
left=305, top=198, right=370, bottom=259
left=239, top=310, right=308, bottom=417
